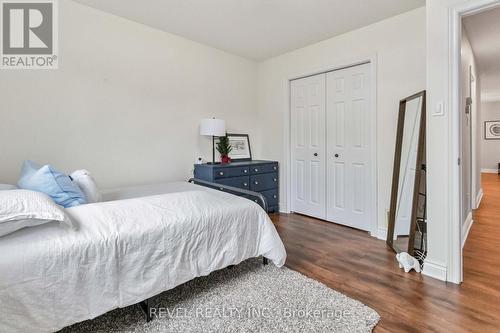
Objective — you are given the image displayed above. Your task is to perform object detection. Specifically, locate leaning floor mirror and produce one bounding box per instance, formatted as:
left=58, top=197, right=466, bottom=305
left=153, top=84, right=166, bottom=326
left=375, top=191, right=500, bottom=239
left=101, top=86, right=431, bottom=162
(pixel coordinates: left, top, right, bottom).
left=387, top=91, right=426, bottom=257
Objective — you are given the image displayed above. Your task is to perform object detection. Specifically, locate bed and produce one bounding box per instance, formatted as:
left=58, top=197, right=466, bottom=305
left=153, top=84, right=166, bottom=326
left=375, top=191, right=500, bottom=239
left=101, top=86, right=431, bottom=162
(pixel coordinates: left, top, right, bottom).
left=0, top=181, right=286, bottom=332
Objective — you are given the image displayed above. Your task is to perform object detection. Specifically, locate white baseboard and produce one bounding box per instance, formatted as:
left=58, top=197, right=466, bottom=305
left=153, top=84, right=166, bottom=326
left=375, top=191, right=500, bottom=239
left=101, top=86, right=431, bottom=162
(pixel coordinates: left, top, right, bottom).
left=422, top=259, right=447, bottom=281
left=462, top=212, right=474, bottom=249
left=475, top=188, right=483, bottom=209
left=481, top=168, right=498, bottom=174
left=278, top=201, right=289, bottom=214
left=371, top=227, right=387, bottom=241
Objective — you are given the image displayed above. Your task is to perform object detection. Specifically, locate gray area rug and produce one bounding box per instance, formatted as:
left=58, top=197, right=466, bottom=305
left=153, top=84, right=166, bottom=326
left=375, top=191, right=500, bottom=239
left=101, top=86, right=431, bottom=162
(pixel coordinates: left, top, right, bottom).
left=62, top=259, right=379, bottom=332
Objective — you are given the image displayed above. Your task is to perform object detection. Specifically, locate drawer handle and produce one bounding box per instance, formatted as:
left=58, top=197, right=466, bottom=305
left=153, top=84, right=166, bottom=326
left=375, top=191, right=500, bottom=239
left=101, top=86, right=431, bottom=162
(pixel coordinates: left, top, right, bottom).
left=273, top=195, right=277, bottom=199
left=254, top=181, right=259, bottom=185
left=273, top=166, right=277, bottom=170
left=219, top=171, right=224, bottom=176
left=273, top=178, right=277, bottom=182
left=254, top=168, right=259, bottom=172
left=243, top=169, right=248, bottom=173
left=243, top=182, right=248, bottom=187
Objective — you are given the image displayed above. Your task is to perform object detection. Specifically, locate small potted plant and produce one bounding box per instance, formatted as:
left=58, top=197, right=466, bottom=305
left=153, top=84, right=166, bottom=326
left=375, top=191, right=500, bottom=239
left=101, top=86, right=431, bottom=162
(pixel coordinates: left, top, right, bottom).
left=216, top=135, right=232, bottom=164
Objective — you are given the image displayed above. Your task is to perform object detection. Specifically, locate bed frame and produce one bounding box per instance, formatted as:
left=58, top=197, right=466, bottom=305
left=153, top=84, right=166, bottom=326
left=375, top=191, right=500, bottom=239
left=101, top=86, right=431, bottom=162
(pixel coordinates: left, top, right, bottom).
left=137, top=178, right=270, bottom=322
left=188, top=178, right=268, bottom=212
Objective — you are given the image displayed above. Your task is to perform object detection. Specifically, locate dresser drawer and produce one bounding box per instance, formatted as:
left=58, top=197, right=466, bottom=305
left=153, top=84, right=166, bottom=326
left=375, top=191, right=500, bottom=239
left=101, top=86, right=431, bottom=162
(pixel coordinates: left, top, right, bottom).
left=250, top=163, right=279, bottom=175
left=261, top=189, right=279, bottom=207
left=214, top=166, right=250, bottom=179
left=250, top=173, right=278, bottom=191
left=217, top=176, right=250, bottom=190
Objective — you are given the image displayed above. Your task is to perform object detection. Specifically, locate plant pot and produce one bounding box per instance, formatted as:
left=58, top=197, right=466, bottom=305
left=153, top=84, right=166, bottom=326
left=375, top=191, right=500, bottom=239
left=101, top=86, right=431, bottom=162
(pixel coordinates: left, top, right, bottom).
left=221, top=155, right=231, bottom=164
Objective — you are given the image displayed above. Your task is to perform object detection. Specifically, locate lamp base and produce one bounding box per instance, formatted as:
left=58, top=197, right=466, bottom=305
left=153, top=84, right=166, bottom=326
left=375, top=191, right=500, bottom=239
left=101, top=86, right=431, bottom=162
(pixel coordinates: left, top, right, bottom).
left=212, top=136, right=216, bottom=164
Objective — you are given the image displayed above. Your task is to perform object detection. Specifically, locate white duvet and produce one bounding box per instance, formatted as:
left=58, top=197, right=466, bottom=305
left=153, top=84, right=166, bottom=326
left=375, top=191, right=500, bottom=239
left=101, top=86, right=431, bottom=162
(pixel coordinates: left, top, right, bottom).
left=0, top=183, right=286, bottom=332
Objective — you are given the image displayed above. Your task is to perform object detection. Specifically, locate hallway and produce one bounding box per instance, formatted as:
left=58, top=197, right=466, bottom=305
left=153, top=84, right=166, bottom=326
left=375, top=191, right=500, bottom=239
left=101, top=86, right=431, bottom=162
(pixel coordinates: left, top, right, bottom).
left=463, top=173, right=500, bottom=302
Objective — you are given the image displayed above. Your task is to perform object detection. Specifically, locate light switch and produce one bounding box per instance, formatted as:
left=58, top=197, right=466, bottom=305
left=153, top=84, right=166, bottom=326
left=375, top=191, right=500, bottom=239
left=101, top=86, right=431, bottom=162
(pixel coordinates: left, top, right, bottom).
left=433, top=101, right=445, bottom=116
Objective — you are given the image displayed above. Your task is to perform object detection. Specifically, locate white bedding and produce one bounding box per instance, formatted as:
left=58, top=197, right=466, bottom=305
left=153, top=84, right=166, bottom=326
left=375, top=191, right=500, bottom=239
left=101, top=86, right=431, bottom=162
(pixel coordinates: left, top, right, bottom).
left=0, top=182, right=286, bottom=332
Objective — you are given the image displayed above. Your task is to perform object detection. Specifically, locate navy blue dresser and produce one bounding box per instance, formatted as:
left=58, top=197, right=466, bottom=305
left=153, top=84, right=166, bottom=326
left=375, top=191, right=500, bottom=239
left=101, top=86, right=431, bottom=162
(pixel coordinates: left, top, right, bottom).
left=194, top=160, right=279, bottom=213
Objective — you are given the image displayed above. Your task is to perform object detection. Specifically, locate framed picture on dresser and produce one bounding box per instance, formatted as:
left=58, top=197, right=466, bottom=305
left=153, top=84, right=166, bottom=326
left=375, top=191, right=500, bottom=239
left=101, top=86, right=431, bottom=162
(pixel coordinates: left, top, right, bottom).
left=214, top=134, right=252, bottom=161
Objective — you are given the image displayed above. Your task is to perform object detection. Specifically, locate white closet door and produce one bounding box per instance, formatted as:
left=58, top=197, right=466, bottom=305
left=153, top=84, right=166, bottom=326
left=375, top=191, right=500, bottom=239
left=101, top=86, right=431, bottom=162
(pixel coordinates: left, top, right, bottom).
left=290, top=73, right=326, bottom=219
left=326, top=64, right=372, bottom=231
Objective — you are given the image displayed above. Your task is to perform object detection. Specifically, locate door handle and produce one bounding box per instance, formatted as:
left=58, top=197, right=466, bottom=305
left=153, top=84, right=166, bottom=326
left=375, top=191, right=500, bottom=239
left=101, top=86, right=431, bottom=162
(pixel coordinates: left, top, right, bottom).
left=334, top=154, right=339, bottom=158
left=314, top=153, right=318, bottom=157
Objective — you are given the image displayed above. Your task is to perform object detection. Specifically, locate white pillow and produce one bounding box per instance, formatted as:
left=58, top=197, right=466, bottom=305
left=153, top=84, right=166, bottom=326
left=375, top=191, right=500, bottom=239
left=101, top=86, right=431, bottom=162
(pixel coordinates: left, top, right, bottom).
left=70, top=170, right=101, bottom=203
left=0, top=189, right=71, bottom=237
left=0, top=184, right=17, bottom=190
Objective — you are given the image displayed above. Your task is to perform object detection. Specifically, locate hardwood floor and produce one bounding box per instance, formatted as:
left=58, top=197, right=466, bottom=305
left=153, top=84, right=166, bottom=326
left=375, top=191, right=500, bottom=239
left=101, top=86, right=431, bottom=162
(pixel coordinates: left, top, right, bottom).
left=270, top=173, right=500, bottom=332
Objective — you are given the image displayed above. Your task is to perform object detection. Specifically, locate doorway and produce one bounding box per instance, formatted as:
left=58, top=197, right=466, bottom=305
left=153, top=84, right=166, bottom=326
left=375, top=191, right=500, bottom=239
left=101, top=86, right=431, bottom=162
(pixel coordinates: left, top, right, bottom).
left=456, top=2, right=500, bottom=282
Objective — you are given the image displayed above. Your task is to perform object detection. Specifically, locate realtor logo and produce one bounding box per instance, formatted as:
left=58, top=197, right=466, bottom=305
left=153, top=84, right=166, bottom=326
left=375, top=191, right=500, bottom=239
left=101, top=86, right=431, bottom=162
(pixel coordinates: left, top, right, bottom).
left=1, top=0, right=58, bottom=69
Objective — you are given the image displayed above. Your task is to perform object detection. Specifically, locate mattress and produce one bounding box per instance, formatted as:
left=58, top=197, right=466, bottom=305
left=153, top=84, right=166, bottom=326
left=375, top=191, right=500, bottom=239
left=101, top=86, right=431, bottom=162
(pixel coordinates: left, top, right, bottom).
left=0, top=182, right=286, bottom=332
left=101, top=181, right=209, bottom=201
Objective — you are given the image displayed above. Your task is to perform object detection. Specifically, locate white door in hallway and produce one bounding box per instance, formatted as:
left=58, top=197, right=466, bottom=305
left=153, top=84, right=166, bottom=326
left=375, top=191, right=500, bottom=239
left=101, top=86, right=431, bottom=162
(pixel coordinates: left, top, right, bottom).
left=290, top=73, right=326, bottom=219
left=326, top=64, right=372, bottom=231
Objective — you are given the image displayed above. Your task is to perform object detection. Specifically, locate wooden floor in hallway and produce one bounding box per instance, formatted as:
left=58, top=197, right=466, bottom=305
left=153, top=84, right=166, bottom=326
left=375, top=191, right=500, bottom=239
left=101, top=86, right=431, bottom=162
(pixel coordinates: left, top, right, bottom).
left=270, top=173, right=500, bottom=332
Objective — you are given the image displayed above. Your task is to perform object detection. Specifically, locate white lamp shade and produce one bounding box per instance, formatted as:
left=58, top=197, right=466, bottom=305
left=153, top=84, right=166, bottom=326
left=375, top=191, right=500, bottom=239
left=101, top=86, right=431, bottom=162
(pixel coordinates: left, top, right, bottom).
left=200, top=118, right=226, bottom=137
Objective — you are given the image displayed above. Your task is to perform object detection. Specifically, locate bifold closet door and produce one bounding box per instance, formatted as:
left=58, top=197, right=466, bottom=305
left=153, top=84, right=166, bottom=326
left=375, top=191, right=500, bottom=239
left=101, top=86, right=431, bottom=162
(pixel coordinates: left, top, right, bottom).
left=326, top=64, right=372, bottom=231
left=290, top=73, right=327, bottom=219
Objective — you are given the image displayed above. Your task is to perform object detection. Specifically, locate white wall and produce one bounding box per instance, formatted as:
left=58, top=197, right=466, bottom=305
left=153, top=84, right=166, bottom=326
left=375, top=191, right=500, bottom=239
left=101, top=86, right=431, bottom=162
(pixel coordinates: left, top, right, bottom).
left=427, top=0, right=461, bottom=283
left=481, top=101, right=500, bottom=171
left=256, top=7, right=426, bottom=234
left=0, top=0, right=259, bottom=188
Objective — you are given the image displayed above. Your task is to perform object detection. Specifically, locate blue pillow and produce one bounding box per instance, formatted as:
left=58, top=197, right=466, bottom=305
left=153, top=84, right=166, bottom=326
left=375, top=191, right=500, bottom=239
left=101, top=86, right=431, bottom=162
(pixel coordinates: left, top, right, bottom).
left=17, top=161, right=87, bottom=208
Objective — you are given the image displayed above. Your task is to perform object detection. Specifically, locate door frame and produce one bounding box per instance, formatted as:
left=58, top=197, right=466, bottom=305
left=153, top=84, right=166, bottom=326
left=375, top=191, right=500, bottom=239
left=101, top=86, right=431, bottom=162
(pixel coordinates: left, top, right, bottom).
left=283, top=55, right=379, bottom=237
left=469, top=70, right=480, bottom=210
left=448, top=0, right=500, bottom=283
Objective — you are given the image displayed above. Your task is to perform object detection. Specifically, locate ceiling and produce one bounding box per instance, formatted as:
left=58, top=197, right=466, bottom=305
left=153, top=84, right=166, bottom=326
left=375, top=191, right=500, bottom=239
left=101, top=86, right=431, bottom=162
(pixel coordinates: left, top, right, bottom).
left=464, top=6, right=500, bottom=102
left=73, top=0, right=425, bottom=61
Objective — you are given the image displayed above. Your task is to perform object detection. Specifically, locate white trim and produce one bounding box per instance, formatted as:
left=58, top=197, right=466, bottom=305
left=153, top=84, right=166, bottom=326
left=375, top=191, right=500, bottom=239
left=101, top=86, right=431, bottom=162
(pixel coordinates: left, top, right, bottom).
left=422, top=259, right=447, bottom=281
left=475, top=188, right=483, bottom=208
left=462, top=212, right=474, bottom=248
left=283, top=54, right=379, bottom=236
left=283, top=78, right=292, bottom=214
left=448, top=0, right=500, bottom=285
left=449, top=4, right=463, bottom=285
left=481, top=168, right=498, bottom=174
left=279, top=201, right=287, bottom=213
left=370, top=57, right=379, bottom=239
left=371, top=227, right=387, bottom=241
left=471, top=71, right=478, bottom=213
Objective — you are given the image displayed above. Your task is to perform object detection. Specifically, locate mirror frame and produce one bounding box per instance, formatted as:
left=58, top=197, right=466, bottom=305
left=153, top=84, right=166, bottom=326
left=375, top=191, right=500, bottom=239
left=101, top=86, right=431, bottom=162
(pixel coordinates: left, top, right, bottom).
left=387, top=90, right=426, bottom=255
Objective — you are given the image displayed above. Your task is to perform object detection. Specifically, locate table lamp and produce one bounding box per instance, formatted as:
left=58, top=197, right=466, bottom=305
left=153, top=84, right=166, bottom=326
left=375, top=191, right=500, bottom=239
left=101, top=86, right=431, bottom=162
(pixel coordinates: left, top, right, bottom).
left=200, top=118, right=226, bottom=164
